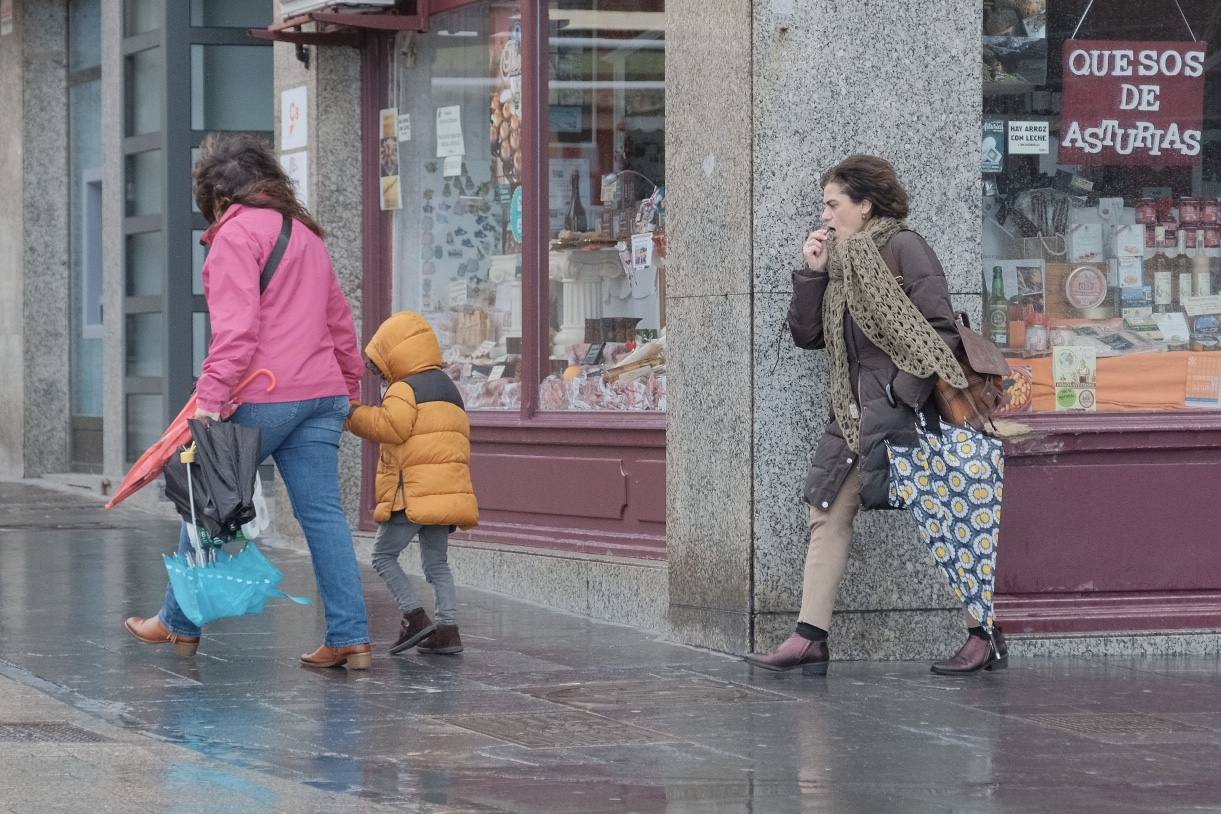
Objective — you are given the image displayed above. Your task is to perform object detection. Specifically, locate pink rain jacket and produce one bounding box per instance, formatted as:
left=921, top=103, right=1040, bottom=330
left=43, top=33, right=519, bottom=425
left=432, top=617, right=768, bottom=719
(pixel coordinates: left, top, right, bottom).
left=195, top=204, right=363, bottom=413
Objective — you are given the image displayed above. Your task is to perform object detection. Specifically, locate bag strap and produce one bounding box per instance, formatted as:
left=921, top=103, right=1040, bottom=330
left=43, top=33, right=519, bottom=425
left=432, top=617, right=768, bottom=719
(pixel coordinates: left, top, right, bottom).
left=259, top=214, right=293, bottom=295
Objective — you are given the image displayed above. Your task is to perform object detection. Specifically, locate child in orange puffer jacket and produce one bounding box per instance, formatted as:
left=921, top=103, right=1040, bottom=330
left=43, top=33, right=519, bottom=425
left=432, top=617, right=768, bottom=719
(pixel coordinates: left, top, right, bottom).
left=347, top=311, right=479, bottom=656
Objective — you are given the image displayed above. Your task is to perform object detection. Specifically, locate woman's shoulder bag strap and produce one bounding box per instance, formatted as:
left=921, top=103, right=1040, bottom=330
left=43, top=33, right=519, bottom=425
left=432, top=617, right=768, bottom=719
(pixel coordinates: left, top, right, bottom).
left=259, top=214, right=293, bottom=295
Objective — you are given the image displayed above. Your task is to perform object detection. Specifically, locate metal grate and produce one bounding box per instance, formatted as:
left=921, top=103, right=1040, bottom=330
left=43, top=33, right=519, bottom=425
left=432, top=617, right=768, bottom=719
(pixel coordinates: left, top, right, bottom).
left=1026, top=713, right=1189, bottom=737
left=520, top=677, right=775, bottom=709
left=443, top=710, right=670, bottom=748
left=0, top=722, right=110, bottom=743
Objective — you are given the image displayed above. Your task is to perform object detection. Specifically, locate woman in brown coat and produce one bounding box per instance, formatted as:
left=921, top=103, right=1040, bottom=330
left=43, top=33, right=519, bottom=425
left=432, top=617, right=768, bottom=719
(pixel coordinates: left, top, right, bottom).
left=744, top=155, right=1007, bottom=676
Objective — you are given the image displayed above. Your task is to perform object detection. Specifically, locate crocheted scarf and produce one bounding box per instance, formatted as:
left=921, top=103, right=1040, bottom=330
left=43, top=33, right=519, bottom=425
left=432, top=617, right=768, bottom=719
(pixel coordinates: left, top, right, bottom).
left=823, top=217, right=967, bottom=452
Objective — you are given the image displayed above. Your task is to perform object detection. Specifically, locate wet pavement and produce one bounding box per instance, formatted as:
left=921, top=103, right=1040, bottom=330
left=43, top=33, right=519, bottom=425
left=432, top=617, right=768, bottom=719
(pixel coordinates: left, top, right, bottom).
left=2, top=480, right=1221, bottom=813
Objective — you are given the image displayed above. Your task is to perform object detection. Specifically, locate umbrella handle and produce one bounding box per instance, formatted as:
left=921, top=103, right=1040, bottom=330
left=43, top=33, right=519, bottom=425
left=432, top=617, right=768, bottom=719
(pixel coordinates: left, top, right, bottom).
left=231, top=369, right=277, bottom=399
left=181, top=444, right=206, bottom=567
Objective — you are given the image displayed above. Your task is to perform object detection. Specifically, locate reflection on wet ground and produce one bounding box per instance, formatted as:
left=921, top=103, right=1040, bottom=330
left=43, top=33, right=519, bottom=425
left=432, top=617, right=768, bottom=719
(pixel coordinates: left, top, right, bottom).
left=2, top=481, right=1219, bottom=813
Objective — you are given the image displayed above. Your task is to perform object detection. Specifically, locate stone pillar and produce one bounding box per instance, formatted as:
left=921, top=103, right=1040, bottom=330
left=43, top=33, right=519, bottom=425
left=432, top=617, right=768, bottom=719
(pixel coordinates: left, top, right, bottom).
left=667, top=0, right=984, bottom=658
left=101, top=0, right=124, bottom=481
left=0, top=0, right=71, bottom=478
left=271, top=18, right=365, bottom=535
left=0, top=0, right=29, bottom=476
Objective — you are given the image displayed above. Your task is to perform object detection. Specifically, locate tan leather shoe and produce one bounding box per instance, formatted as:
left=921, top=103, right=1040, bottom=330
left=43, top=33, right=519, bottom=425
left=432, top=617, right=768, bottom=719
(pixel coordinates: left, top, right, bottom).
left=124, top=615, right=199, bottom=656
left=300, top=642, right=372, bottom=670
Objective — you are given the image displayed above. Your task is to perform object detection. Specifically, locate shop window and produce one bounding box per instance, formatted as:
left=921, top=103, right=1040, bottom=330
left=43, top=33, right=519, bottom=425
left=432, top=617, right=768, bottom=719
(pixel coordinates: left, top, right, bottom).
left=389, top=0, right=666, bottom=414
left=541, top=1, right=666, bottom=412
left=390, top=3, right=525, bottom=411
left=983, top=0, right=1221, bottom=414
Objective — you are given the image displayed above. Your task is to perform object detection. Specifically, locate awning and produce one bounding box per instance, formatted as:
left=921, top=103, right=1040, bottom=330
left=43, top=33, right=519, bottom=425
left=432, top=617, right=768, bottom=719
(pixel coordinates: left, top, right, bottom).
left=248, top=4, right=428, bottom=47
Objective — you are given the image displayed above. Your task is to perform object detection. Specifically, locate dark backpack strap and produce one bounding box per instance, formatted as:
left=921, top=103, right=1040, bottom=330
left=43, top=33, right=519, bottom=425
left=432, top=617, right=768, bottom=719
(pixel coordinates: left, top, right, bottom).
left=259, top=214, right=293, bottom=295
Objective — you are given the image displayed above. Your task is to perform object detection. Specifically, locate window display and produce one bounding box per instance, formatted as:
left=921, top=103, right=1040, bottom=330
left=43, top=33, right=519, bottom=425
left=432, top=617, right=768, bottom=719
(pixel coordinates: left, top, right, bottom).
left=390, top=3, right=525, bottom=410
left=983, top=0, right=1221, bottom=414
left=540, top=1, right=667, bottom=412
left=390, top=1, right=666, bottom=413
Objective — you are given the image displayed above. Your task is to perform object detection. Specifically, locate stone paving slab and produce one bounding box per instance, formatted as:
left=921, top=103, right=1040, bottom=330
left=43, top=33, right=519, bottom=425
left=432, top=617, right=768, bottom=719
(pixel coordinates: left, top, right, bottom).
left=2, top=480, right=1221, bottom=813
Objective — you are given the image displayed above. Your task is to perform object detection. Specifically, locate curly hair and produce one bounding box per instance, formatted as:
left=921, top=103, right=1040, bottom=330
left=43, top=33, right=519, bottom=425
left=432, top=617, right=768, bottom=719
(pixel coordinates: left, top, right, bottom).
left=821, top=155, right=910, bottom=220
left=193, top=133, right=325, bottom=237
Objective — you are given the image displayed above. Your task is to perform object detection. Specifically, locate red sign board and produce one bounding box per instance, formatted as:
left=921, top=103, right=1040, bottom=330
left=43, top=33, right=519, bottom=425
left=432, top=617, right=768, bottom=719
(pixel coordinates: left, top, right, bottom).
left=1059, top=40, right=1207, bottom=166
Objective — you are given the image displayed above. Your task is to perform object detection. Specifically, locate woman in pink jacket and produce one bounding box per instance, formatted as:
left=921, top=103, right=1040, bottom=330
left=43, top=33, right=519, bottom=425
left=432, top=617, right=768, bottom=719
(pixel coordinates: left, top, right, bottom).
left=125, top=134, right=372, bottom=669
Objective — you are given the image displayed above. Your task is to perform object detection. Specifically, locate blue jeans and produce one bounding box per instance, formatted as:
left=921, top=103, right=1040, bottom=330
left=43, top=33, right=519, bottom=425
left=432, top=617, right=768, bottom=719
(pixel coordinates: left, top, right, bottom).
left=159, top=395, right=370, bottom=647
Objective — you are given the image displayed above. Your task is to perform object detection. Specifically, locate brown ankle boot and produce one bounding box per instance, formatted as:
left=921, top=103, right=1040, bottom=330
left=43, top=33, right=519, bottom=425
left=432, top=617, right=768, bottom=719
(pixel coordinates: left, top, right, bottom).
left=300, top=642, right=373, bottom=670
left=931, top=626, right=1007, bottom=675
left=124, top=616, right=199, bottom=656
left=389, top=608, right=436, bottom=655
left=743, top=634, right=829, bottom=676
left=416, top=625, right=463, bottom=655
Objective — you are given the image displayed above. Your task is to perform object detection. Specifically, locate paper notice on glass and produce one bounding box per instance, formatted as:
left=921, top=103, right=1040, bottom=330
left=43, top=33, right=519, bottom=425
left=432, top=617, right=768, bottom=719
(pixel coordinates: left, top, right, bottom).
left=378, top=108, right=401, bottom=211
left=1053, top=345, right=1097, bottom=412
left=397, top=113, right=411, bottom=142
left=280, top=151, right=309, bottom=209
left=281, top=86, right=308, bottom=150
left=1186, top=355, right=1221, bottom=407
left=631, top=233, right=654, bottom=270
left=436, top=106, right=466, bottom=157
left=443, top=155, right=463, bottom=177
left=1008, top=120, right=1050, bottom=154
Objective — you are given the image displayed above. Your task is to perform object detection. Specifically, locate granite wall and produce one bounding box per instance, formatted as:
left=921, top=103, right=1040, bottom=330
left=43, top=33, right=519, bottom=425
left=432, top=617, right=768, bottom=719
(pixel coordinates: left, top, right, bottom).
left=100, top=0, right=123, bottom=481
left=0, top=0, right=71, bottom=479
left=269, top=24, right=366, bottom=538
left=0, top=0, right=28, bottom=476
left=668, top=0, right=985, bottom=658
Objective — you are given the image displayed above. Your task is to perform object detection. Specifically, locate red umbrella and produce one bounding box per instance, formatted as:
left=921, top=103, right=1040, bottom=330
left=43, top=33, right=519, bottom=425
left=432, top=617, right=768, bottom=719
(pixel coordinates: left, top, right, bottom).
left=105, top=369, right=277, bottom=510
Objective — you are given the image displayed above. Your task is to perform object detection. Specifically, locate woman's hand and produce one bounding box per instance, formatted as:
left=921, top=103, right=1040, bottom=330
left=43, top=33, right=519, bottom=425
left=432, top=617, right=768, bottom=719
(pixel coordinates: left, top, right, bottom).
left=803, top=228, right=832, bottom=273
left=194, top=407, right=220, bottom=423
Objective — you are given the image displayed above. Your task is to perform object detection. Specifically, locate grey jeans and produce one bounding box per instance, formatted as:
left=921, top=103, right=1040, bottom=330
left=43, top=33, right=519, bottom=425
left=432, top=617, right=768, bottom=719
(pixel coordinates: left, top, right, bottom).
left=371, top=512, right=457, bottom=626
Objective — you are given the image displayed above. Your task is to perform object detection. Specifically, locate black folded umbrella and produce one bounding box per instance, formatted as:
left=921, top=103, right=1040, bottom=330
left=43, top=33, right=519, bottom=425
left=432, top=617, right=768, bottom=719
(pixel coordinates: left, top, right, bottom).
left=163, top=420, right=262, bottom=543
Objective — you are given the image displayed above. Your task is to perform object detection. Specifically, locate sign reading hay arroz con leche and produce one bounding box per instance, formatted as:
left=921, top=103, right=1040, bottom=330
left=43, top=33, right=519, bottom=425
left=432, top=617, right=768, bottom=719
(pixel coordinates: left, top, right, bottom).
left=1059, top=40, right=1207, bottom=166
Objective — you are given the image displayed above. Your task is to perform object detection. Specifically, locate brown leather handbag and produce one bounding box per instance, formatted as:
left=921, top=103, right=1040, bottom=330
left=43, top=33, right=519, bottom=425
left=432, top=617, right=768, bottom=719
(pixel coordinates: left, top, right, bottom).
left=935, top=313, right=1012, bottom=432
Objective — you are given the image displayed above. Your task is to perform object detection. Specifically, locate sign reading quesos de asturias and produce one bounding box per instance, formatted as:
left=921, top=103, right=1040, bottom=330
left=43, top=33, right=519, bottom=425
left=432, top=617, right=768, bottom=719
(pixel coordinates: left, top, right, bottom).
left=1060, top=40, right=1207, bottom=166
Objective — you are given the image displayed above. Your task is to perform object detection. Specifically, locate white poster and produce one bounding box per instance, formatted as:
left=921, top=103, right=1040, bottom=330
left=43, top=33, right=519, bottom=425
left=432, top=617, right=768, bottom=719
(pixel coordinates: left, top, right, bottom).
left=443, top=155, right=463, bottom=177
left=397, top=113, right=412, bottom=142
left=281, top=151, right=309, bottom=209
left=435, top=105, right=465, bottom=158
left=280, top=86, right=308, bottom=151
left=0, top=0, right=12, bottom=36
left=1008, top=120, right=1049, bottom=155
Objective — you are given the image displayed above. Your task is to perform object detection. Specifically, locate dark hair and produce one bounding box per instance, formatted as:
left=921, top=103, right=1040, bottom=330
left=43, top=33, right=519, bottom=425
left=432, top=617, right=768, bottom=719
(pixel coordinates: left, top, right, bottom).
left=193, top=133, right=325, bottom=237
left=820, top=155, right=910, bottom=220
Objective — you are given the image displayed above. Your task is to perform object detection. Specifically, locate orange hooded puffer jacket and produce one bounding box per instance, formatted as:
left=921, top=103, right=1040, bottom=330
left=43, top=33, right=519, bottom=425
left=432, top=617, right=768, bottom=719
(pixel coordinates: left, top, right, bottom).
left=347, top=311, right=479, bottom=527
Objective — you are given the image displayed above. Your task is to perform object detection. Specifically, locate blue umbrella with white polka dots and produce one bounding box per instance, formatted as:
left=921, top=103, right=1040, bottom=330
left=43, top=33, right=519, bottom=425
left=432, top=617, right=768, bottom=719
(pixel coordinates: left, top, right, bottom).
left=886, top=420, right=1004, bottom=632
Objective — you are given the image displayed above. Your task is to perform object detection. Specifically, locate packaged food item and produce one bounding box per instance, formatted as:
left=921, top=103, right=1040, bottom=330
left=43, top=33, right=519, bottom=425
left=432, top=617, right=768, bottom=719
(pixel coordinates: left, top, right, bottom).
left=1136, top=197, right=1157, bottom=225
left=1181, top=197, right=1202, bottom=224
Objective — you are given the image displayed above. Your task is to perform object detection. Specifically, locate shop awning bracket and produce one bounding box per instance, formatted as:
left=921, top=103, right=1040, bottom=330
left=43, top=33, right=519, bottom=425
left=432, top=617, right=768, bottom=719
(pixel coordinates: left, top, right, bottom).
left=248, top=8, right=427, bottom=49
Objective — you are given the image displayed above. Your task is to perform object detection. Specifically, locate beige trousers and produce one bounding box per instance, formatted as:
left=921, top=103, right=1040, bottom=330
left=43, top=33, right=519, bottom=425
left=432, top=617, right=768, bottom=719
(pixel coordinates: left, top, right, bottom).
left=798, top=470, right=861, bottom=630
left=797, top=469, right=981, bottom=631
